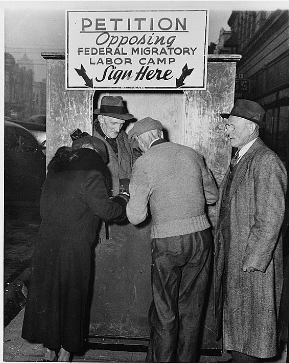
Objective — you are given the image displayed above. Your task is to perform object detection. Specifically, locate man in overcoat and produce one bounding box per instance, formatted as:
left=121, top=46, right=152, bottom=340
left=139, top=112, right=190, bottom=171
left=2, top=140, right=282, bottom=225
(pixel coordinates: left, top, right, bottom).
left=215, top=99, right=288, bottom=362
left=126, top=117, right=219, bottom=362
left=93, top=95, right=135, bottom=196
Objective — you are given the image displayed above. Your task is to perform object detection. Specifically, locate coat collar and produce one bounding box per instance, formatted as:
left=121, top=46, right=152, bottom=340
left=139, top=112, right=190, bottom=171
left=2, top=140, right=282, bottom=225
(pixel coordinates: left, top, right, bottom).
left=150, top=138, right=167, bottom=147
left=94, top=131, right=119, bottom=161
left=222, top=138, right=265, bottom=202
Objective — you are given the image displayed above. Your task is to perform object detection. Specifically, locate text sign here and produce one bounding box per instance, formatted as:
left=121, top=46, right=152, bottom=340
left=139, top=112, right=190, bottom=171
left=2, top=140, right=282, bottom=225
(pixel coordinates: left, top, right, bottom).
left=66, top=10, right=208, bottom=90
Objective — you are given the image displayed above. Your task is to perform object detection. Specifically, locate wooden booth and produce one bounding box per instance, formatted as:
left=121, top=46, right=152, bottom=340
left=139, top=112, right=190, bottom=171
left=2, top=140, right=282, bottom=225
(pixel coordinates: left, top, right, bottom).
left=42, top=52, right=241, bottom=352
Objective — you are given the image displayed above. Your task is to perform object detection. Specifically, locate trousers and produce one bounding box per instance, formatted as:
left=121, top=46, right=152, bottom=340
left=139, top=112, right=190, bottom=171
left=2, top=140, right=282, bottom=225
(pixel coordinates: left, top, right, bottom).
left=145, top=229, right=213, bottom=362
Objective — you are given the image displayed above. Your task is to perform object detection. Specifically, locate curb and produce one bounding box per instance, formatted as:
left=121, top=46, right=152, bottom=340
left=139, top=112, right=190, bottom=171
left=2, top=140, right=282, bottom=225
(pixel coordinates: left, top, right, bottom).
left=4, top=267, right=30, bottom=327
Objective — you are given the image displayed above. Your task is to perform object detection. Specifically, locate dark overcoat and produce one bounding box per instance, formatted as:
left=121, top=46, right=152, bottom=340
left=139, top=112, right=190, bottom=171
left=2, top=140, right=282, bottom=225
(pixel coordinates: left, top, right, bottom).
left=214, top=138, right=287, bottom=358
left=22, top=148, right=125, bottom=353
left=94, top=129, right=134, bottom=195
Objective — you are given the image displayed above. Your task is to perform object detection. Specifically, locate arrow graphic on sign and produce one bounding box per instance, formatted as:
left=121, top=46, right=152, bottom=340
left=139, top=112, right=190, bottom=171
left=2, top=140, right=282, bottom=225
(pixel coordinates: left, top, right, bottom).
left=176, top=64, right=194, bottom=88
left=74, top=64, right=93, bottom=88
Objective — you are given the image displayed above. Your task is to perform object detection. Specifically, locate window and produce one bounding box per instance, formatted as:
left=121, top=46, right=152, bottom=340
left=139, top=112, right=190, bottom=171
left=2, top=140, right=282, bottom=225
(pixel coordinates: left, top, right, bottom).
left=20, top=134, right=37, bottom=152
left=277, top=106, right=289, bottom=163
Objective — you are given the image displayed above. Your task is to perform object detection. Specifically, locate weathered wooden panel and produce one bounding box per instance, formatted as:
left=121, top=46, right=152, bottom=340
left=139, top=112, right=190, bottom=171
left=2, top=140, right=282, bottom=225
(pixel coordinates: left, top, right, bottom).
left=89, top=221, right=152, bottom=338
left=46, top=59, right=93, bottom=165
left=184, top=61, right=235, bottom=186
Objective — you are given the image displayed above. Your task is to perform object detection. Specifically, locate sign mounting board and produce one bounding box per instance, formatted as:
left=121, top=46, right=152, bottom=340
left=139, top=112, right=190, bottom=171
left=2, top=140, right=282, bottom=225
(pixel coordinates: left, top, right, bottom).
left=66, top=10, right=208, bottom=90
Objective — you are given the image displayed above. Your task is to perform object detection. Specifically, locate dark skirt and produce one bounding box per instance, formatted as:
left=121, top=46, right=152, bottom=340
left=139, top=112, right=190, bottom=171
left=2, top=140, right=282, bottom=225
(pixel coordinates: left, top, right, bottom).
left=22, top=236, right=91, bottom=353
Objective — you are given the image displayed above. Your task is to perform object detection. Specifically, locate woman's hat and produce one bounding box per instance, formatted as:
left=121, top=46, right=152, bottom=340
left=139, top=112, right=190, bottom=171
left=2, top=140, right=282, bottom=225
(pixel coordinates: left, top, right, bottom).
left=94, top=96, right=134, bottom=121
left=72, top=135, right=108, bottom=164
left=221, top=99, right=266, bottom=127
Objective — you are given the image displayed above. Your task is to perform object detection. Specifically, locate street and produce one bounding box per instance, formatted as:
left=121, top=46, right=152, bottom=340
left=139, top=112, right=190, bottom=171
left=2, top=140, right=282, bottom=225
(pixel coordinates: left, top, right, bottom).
left=4, top=205, right=41, bottom=326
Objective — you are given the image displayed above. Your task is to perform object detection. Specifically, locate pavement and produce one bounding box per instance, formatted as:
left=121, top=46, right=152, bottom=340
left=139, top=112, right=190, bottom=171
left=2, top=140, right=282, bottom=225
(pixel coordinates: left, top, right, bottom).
left=3, top=307, right=147, bottom=362
left=3, top=269, right=233, bottom=363
left=3, top=303, right=288, bottom=362
left=2, top=306, right=219, bottom=362
left=2, top=260, right=235, bottom=363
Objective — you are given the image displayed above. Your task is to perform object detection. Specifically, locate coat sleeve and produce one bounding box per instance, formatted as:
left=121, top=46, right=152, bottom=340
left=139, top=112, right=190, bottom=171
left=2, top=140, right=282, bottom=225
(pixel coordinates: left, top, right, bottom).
left=84, top=170, right=124, bottom=221
left=126, top=158, right=150, bottom=225
left=242, top=153, right=287, bottom=272
left=200, top=158, right=219, bottom=205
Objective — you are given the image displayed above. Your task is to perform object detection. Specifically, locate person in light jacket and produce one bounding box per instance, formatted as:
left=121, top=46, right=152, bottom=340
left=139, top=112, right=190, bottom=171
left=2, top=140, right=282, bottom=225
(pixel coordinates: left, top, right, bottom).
left=126, top=117, right=219, bottom=362
left=215, top=99, right=287, bottom=363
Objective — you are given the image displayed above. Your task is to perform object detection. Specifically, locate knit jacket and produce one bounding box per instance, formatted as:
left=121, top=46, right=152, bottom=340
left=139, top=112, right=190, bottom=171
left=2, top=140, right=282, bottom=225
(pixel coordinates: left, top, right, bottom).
left=126, top=140, right=219, bottom=238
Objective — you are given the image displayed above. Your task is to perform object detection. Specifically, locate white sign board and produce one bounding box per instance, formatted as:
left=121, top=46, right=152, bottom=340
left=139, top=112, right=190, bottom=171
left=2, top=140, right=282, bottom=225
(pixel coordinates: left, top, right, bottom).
left=66, top=10, right=208, bottom=90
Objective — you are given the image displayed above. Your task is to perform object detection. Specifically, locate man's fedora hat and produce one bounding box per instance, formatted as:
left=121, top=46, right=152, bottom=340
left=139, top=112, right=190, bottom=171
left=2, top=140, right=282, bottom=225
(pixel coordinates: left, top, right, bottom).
left=94, top=96, right=134, bottom=121
left=221, top=99, right=266, bottom=127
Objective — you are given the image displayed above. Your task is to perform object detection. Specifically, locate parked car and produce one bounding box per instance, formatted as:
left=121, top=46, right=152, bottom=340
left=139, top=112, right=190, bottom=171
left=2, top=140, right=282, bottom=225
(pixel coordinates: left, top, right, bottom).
left=4, top=120, right=46, bottom=204
left=10, top=118, right=46, bottom=154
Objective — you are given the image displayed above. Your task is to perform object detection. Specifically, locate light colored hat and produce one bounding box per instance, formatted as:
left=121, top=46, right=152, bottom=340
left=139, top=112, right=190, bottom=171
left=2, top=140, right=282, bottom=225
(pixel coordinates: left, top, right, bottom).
left=128, top=117, right=163, bottom=140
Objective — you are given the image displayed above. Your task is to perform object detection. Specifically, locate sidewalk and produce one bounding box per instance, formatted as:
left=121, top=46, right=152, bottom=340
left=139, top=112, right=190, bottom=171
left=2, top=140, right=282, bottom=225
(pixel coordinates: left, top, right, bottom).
left=4, top=308, right=147, bottom=362
left=3, top=307, right=287, bottom=362
left=3, top=307, right=230, bottom=362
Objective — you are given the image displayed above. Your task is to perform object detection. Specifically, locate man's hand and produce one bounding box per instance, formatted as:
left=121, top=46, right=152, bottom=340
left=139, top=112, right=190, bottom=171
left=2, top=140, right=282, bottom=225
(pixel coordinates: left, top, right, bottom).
left=120, top=191, right=130, bottom=198
left=243, top=266, right=258, bottom=272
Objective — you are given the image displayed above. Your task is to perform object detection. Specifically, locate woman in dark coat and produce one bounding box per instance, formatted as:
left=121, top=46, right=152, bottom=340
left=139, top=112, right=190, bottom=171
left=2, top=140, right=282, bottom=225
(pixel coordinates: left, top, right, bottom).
left=22, top=137, right=128, bottom=362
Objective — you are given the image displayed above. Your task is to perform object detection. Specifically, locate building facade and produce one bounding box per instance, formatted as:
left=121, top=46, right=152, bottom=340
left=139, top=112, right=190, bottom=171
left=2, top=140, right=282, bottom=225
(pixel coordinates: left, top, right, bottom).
left=32, top=79, right=46, bottom=116
left=219, top=10, right=289, bottom=166
left=5, top=52, right=46, bottom=122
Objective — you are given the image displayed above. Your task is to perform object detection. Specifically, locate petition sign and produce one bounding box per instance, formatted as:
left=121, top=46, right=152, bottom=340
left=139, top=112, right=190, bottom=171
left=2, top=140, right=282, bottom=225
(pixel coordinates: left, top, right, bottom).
left=66, top=10, right=208, bottom=90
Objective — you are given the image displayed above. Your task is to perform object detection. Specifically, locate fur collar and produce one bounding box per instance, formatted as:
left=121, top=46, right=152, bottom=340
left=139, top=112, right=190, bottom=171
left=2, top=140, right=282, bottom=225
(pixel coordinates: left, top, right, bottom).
left=48, top=147, right=108, bottom=174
